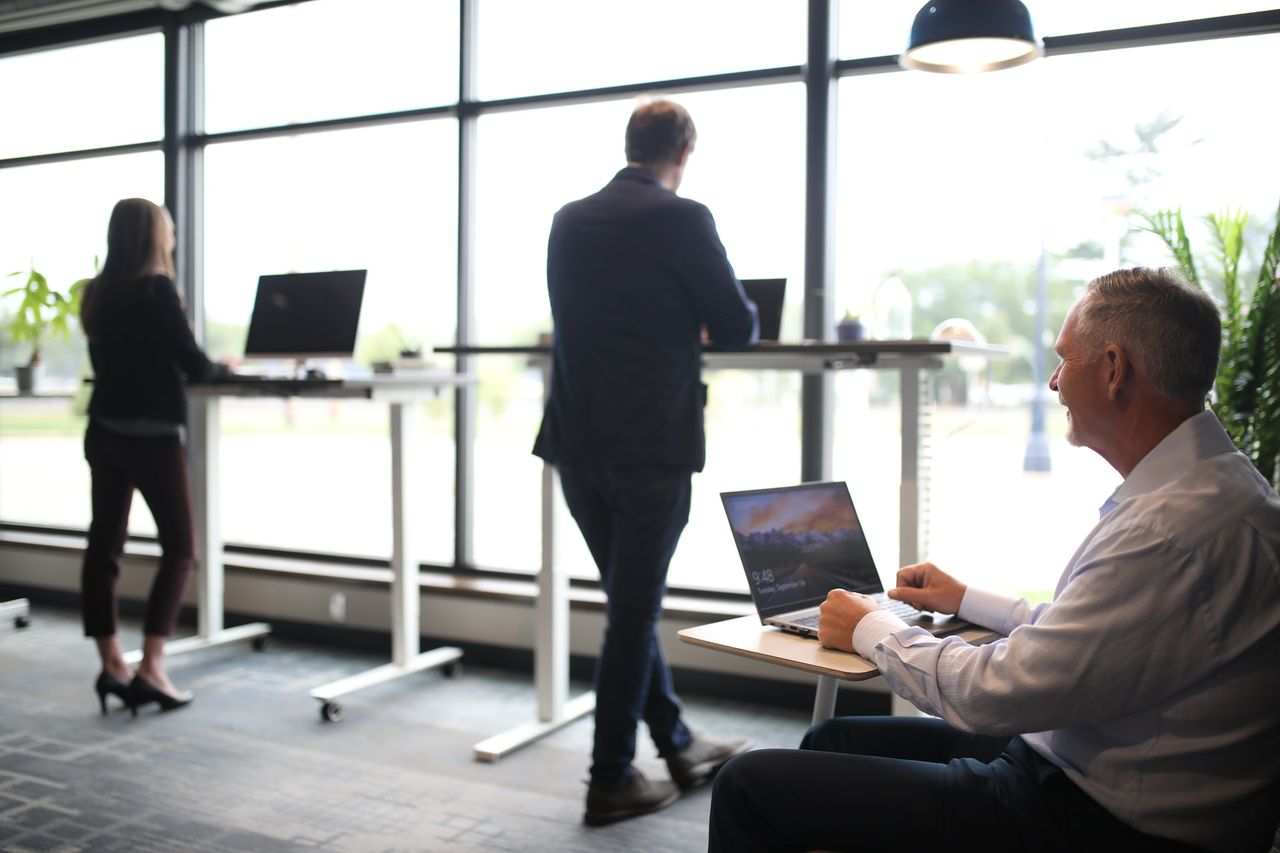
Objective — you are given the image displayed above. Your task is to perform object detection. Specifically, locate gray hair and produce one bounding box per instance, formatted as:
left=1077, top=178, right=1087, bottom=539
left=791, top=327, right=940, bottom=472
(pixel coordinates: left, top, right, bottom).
left=1076, top=267, right=1221, bottom=404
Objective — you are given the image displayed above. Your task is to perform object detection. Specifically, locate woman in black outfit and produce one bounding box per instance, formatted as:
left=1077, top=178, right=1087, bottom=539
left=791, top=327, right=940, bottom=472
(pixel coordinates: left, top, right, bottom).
left=79, top=197, right=227, bottom=716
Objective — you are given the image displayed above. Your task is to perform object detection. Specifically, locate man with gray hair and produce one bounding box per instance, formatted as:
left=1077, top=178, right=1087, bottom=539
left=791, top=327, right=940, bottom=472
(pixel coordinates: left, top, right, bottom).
left=709, top=267, right=1280, bottom=853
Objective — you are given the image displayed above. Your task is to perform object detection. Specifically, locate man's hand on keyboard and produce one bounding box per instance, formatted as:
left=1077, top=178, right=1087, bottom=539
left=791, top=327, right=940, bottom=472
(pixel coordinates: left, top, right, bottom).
left=889, top=561, right=966, bottom=615
left=817, top=589, right=877, bottom=653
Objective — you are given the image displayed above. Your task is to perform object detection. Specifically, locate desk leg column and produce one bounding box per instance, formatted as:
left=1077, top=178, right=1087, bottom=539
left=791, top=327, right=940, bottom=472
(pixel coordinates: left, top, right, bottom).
left=896, top=366, right=932, bottom=719
left=390, top=401, right=419, bottom=666
left=307, top=399, right=459, bottom=718
left=536, top=460, right=566, bottom=720
left=125, top=394, right=269, bottom=666
left=898, top=366, right=932, bottom=567
left=811, top=676, right=838, bottom=724
left=473, top=358, right=593, bottom=761
left=193, top=394, right=222, bottom=639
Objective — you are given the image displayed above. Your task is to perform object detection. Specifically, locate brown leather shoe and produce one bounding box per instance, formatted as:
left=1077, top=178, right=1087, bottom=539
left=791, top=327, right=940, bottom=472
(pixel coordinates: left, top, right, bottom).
left=584, top=767, right=680, bottom=826
left=666, top=733, right=753, bottom=790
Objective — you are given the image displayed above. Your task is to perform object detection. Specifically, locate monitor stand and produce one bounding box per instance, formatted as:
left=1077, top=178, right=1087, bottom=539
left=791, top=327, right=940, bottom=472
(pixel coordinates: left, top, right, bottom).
left=291, top=359, right=328, bottom=380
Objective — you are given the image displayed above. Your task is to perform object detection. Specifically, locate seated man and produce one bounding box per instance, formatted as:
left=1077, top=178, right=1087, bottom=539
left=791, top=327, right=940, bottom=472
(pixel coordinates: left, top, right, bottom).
left=708, top=267, right=1280, bottom=853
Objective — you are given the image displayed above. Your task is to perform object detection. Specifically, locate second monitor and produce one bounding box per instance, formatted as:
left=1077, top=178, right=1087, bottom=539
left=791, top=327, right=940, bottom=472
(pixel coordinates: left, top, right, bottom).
left=741, top=278, right=785, bottom=342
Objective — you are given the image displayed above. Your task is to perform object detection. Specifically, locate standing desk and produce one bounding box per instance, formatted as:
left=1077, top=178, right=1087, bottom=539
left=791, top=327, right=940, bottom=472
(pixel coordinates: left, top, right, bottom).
left=170, top=374, right=472, bottom=721
left=439, top=339, right=1006, bottom=758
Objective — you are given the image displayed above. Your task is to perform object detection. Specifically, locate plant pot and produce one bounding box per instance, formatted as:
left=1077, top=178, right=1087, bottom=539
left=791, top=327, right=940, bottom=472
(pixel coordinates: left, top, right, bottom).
left=14, top=363, right=39, bottom=395
left=835, top=317, right=866, bottom=342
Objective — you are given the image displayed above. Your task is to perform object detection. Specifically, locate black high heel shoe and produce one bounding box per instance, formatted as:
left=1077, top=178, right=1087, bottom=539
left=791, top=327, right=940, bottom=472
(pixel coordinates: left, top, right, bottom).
left=127, top=674, right=194, bottom=717
left=94, top=672, right=132, bottom=715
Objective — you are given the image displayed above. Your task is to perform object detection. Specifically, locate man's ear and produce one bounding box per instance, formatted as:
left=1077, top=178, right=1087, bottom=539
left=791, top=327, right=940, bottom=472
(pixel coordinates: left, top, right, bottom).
left=1104, top=343, right=1131, bottom=399
left=675, top=144, right=692, bottom=167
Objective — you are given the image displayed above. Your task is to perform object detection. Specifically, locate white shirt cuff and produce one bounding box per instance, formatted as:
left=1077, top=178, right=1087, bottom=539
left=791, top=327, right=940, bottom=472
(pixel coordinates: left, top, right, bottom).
left=957, top=586, right=1017, bottom=631
left=852, top=609, right=907, bottom=658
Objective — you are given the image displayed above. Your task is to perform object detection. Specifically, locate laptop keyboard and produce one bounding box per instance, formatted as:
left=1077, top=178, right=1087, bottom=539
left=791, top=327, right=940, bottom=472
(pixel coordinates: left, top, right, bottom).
left=790, top=596, right=919, bottom=629
left=879, top=597, right=921, bottom=620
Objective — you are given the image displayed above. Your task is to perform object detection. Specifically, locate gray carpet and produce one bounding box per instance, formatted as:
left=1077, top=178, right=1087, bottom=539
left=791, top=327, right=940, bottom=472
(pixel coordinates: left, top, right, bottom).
left=0, top=607, right=813, bottom=852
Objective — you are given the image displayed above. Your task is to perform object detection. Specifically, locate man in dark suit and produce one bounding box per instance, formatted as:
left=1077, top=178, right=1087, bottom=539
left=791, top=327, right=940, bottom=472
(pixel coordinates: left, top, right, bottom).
left=534, top=98, right=760, bottom=826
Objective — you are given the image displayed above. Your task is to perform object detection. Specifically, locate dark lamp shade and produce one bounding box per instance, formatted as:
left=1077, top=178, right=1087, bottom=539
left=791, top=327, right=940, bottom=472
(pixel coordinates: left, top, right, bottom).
left=901, top=0, right=1041, bottom=73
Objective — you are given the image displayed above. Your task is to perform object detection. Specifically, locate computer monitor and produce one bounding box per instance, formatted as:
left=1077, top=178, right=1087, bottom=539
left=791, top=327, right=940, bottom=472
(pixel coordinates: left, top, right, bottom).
left=242, top=270, right=367, bottom=362
left=741, top=278, right=786, bottom=342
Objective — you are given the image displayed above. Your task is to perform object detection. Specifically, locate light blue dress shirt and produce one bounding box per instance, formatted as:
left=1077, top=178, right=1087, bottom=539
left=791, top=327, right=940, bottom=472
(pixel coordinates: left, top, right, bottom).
left=851, top=410, right=1280, bottom=853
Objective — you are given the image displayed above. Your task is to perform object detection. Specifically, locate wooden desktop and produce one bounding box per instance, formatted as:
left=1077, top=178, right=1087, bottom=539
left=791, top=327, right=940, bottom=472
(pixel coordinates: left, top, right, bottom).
left=679, top=614, right=999, bottom=722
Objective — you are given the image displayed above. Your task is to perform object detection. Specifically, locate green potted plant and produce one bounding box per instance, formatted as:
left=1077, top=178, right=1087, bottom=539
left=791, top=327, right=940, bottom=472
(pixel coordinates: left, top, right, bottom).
left=1136, top=199, right=1280, bottom=487
left=2, top=263, right=90, bottom=395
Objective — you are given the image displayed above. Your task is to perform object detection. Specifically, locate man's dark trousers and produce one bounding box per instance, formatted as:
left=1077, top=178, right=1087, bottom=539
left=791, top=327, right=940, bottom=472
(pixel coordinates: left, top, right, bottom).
left=708, top=716, right=1210, bottom=853
left=557, top=460, right=695, bottom=789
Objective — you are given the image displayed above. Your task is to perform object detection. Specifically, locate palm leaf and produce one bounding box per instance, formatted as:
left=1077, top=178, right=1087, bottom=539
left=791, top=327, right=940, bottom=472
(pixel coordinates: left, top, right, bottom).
left=1137, top=208, right=1199, bottom=287
left=1136, top=200, right=1280, bottom=488
left=1206, top=210, right=1248, bottom=422
left=1241, top=201, right=1280, bottom=486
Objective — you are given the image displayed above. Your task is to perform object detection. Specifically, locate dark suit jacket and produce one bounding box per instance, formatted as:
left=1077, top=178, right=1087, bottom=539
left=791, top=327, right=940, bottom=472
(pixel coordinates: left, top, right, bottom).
left=86, top=274, right=225, bottom=426
left=533, top=167, right=759, bottom=472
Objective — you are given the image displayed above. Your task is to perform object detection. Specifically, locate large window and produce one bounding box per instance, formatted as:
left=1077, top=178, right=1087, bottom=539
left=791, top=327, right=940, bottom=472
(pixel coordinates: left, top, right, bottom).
left=195, top=0, right=463, bottom=564
left=832, top=31, right=1280, bottom=597
left=0, top=151, right=163, bottom=531
left=470, top=85, right=806, bottom=585
left=203, top=0, right=458, bottom=132
left=476, top=0, right=804, bottom=100
left=202, top=122, right=458, bottom=563
left=0, top=27, right=163, bottom=532
left=0, top=34, right=162, bottom=159
left=2, top=2, right=1276, bottom=599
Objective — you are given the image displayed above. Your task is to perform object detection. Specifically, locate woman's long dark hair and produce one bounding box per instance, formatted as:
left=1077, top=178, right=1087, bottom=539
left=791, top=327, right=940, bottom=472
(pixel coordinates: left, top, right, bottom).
left=80, top=198, right=175, bottom=338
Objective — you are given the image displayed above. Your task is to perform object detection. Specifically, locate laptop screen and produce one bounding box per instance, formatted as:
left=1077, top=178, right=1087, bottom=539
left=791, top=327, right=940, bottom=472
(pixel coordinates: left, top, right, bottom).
left=740, top=278, right=785, bottom=342
left=721, top=481, right=883, bottom=618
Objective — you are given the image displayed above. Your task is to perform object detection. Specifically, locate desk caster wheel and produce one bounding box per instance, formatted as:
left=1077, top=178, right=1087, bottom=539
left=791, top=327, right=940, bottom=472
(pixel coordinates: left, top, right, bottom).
left=443, top=661, right=462, bottom=678
left=252, top=635, right=269, bottom=652
left=15, top=615, right=30, bottom=629
left=320, top=701, right=343, bottom=723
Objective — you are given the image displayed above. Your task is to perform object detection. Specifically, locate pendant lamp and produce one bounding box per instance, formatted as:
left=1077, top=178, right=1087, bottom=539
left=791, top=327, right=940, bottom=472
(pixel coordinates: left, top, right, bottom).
left=901, top=0, right=1041, bottom=73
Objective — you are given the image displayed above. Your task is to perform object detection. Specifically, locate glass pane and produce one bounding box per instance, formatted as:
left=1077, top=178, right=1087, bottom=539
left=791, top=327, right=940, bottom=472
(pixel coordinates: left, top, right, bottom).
left=833, top=33, right=1280, bottom=598
left=838, top=0, right=921, bottom=60
left=202, top=120, right=459, bottom=563
left=1036, top=1, right=1280, bottom=38
left=0, top=153, right=163, bottom=532
left=204, top=0, right=459, bottom=133
left=471, top=85, right=807, bottom=589
left=477, top=0, right=805, bottom=100
left=838, top=1, right=1278, bottom=60
left=0, top=34, right=162, bottom=159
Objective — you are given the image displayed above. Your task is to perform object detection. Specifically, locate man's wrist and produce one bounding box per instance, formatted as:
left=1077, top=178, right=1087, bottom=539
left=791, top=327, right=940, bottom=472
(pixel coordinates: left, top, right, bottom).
left=852, top=609, right=905, bottom=658
left=956, top=586, right=1009, bottom=627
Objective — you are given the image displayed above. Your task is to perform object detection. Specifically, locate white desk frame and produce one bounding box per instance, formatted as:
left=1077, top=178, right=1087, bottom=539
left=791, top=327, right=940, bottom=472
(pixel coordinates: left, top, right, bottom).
left=471, top=357, right=596, bottom=761
left=444, top=340, right=1005, bottom=758
left=1, top=597, right=31, bottom=629
left=156, top=375, right=470, bottom=721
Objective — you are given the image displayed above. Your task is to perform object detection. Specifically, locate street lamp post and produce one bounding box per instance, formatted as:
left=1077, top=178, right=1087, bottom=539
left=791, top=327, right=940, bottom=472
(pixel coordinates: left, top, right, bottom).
left=1024, top=246, right=1052, bottom=472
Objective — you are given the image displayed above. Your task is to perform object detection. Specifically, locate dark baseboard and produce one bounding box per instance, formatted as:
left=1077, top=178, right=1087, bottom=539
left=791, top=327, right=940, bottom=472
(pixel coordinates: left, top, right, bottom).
left=0, top=581, right=890, bottom=717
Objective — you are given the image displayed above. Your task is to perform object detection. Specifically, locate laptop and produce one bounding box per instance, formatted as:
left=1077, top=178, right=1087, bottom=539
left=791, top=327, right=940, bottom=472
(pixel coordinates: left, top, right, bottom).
left=740, top=278, right=785, bottom=342
left=721, top=481, right=968, bottom=639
